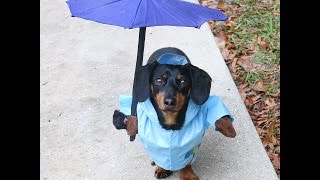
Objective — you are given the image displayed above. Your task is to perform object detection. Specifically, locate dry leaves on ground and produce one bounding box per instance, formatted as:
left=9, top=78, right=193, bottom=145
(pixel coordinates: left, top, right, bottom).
left=199, top=0, right=280, bottom=176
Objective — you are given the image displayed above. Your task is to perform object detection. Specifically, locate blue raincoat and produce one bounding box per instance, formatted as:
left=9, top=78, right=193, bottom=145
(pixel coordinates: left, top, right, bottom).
left=119, top=95, right=233, bottom=171
left=118, top=53, right=234, bottom=171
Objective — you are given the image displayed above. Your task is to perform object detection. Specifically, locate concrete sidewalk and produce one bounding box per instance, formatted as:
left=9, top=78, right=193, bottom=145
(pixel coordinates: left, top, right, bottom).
left=40, top=0, right=279, bottom=179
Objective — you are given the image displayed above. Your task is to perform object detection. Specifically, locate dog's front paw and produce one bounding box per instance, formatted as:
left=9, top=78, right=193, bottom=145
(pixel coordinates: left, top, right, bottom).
left=215, top=116, right=236, bottom=138
left=154, top=166, right=172, bottom=179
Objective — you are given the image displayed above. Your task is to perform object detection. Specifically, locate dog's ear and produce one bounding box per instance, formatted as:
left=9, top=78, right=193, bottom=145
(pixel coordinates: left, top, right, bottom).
left=187, top=64, right=212, bottom=105
left=133, top=61, right=158, bottom=102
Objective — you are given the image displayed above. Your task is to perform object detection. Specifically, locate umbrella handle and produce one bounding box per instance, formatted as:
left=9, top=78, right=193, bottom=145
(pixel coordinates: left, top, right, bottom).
left=130, top=27, right=146, bottom=141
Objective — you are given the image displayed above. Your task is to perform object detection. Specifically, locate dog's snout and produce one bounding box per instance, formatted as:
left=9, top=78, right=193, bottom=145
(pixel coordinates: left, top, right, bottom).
left=164, top=98, right=176, bottom=106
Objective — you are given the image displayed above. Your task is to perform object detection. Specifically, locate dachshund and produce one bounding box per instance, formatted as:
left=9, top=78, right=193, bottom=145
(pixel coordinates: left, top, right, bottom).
left=132, top=47, right=236, bottom=180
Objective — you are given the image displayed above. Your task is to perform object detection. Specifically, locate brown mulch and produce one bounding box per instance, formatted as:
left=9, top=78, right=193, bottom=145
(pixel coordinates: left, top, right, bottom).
left=198, top=0, right=280, bottom=176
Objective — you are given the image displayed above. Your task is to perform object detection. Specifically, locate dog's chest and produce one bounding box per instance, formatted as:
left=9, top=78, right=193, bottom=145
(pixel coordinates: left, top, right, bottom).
left=137, top=98, right=208, bottom=171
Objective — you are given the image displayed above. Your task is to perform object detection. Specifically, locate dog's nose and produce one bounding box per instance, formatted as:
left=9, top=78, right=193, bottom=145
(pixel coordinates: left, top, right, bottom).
left=164, top=98, right=176, bottom=106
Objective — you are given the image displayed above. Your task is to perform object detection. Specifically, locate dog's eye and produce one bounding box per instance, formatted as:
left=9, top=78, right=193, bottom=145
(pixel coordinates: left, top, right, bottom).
left=177, top=79, right=185, bottom=85
left=155, top=78, right=164, bottom=85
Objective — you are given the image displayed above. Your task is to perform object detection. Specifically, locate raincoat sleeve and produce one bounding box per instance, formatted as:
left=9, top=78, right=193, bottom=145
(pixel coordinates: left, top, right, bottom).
left=203, top=96, right=234, bottom=130
left=119, top=95, right=132, bottom=115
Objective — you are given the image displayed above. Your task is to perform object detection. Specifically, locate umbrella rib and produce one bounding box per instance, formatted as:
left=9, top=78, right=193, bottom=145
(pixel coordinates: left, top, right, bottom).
left=151, top=0, right=161, bottom=27
left=130, top=0, right=145, bottom=28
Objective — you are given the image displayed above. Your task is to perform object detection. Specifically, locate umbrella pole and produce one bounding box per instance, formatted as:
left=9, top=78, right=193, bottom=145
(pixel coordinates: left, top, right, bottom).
left=130, top=27, right=146, bottom=141
left=135, top=27, right=146, bottom=70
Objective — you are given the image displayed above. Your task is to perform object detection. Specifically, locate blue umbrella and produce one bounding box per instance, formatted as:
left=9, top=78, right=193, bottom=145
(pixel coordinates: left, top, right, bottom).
left=66, top=0, right=228, bottom=28
left=66, top=0, right=228, bottom=141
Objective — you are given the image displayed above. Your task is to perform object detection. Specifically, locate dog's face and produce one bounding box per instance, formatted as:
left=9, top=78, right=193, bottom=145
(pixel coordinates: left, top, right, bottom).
left=149, top=64, right=192, bottom=128
left=134, top=61, right=212, bottom=130
left=150, top=64, right=191, bottom=113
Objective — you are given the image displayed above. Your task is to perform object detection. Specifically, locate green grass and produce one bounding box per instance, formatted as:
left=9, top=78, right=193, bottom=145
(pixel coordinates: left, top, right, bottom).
left=201, top=0, right=280, bottom=175
left=266, top=86, right=278, bottom=95
left=228, top=0, right=280, bottom=94
left=254, top=51, right=279, bottom=66
left=208, top=0, right=280, bottom=176
left=229, top=0, right=280, bottom=66
left=242, top=70, right=263, bottom=84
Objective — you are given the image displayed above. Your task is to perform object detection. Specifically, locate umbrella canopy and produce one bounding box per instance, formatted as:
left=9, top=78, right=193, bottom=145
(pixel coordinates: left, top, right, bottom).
left=66, top=0, right=228, bottom=29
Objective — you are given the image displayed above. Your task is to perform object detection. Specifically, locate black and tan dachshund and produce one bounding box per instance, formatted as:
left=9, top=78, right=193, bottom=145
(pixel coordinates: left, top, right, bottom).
left=132, top=47, right=236, bottom=180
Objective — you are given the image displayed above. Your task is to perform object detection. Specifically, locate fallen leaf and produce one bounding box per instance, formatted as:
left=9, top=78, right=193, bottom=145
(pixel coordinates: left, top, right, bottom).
left=268, top=120, right=276, bottom=135
left=215, top=32, right=227, bottom=49
left=208, top=20, right=215, bottom=26
left=231, top=73, right=239, bottom=79
left=265, top=98, right=277, bottom=108
left=253, top=81, right=266, bottom=92
left=231, top=57, right=238, bottom=68
left=225, top=20, right=236, bottom=30
left=244, top=97, right=253, bottom=106
left=217, top=0, right=225, bottom=10
left=258, top=129, right=267, bottom=136
left=231, top=57, right=238, bottom=72
left=243, top=87, right=252, bottom=95
left=251, top=94, right=261, bottom=102
left=259, top=113, right=269, bottom=118
left=263, top=134, right=271, bottom=146
left=215, top=37, right=226, bottom=50
left=271, top=136, right=278, bottom=144
left=259, top=40, right=269, bottom=50
left=221, top=48, right=230, bottom=60
left=239, top=89, right=247, bottom=101
left=237, top=55, right=267, bottom=72
left=227, top=50, right=236, bottom=60
left=268, top=143, right=274, bottom=150
left=249, top=110, right=260, bottom=120
left=239, top=83, right=249, bottom=90
left=202, top=0, right=216, bottom=8
left=247, top=43, right=256, bottom=52
left=255, top=119, right=268, bottom=126
left=269, top=152, right=280, bottom=169
left=260, top=0, right=273, bottom=5
left=228, top=16, right=237, bottom=21
left=237, top=55, right=253, bottom=71
left=257, top=35, right=262, bottom=42
left=226, top=42, right=235, bottom=49
left=273, top=155, right=280, bottom=169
